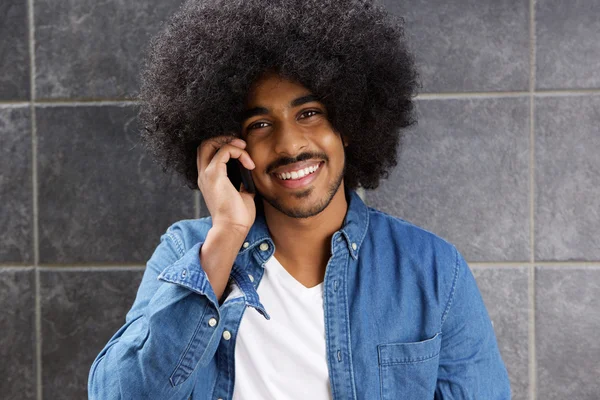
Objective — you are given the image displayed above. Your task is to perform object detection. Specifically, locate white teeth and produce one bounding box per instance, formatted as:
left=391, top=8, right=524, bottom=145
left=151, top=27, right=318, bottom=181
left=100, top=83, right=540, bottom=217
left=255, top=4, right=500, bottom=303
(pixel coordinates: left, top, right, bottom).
left=276, top=163, right=320, bottom=180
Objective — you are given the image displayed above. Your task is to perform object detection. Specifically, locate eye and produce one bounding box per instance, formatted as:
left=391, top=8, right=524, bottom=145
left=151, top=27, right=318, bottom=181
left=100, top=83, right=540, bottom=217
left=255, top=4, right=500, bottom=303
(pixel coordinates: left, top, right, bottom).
left=299, top=110, right=321, bottom=119
left=245, top=109, right=322, bottom=133
left=246, top=121, right=269, bottom=131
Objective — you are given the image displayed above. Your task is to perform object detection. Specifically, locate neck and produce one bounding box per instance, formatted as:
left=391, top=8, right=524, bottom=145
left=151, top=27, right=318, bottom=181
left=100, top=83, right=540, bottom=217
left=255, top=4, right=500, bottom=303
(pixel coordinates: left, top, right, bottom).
left=262, top=185, right=349, bottom=282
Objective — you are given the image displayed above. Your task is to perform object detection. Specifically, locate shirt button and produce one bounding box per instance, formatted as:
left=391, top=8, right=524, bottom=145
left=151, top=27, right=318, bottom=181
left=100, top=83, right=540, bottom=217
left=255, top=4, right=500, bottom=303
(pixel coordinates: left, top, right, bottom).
left=259, top=242, right=269, bottom=251
left=222, top=330, right=232, bottom=340
left=242, top=241, right=250, bottom=248
left=208, top=318, right=217, bottom=327
left=248, top=274, right=254, bottom=282
left=181, top=269, right=187, bottom=277
left=351, top=242, right=357, bottom=250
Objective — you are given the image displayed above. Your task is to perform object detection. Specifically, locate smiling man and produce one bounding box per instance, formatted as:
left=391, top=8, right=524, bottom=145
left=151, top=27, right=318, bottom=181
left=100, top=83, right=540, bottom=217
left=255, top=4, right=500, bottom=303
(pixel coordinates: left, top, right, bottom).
left=88, top=0, right=511, bottom=399
left=244, top=76, right=347, bottom=220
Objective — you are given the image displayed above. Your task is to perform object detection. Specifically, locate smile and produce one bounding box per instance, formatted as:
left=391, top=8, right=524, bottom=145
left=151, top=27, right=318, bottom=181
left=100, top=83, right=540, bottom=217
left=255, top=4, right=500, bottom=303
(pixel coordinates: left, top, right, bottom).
left=272, top=161, right=324, bottom=189
left=275, top=163, right=321, bottom=180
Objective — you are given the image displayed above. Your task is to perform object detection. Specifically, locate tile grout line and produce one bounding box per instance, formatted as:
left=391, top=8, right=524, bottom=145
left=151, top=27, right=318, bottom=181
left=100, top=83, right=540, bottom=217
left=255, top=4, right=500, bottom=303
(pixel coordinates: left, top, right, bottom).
left=529, top=0, right=537, bottom=398
left=417, top=91, right=529, bottom=100
left=38, top=265, right=147, bottom=272
left=1, top=89, right=600, bottom=108
left=416, top=89, right=600, bottom=100
left=2, top=261, right=598, bottom=269
left=34, top=266, right=42, bottom=400
left=0, top=102, right=30, bottom=107
left=194, top=191, right=201, bottom=219
left=470, top=261, right=600, bottom=267
left=33, top=100, right=140, bottom=107
left=1, top=263, right=147, bottom=268
left=534, top=89, right=600, bottom=97
left=27, top=0, right=42, bottom=398
left=27, top=0, right=38, bottom=278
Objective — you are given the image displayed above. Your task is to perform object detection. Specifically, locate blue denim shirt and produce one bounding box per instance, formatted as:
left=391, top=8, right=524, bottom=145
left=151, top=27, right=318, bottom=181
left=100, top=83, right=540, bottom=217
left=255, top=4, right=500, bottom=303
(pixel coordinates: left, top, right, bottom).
left=89, top=190, right=511, bottom=399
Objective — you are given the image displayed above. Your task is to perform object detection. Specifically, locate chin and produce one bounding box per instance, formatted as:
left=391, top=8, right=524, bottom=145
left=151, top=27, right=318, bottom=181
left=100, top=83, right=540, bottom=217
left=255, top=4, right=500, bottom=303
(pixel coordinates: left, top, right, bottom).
left=267, top=196, right=330, bottom=219
left=261, top=174, right=344, bottom=219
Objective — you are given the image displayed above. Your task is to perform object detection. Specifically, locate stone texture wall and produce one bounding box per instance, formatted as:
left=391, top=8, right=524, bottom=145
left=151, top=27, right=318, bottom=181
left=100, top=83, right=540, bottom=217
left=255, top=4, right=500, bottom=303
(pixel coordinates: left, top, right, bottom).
left=1, top=0, right=598, bottom=399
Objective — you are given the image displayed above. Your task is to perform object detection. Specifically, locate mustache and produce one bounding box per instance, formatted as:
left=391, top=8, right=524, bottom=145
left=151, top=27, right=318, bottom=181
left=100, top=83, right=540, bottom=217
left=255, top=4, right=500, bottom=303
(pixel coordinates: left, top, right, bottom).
left=266, top=152, right=329, bottom=174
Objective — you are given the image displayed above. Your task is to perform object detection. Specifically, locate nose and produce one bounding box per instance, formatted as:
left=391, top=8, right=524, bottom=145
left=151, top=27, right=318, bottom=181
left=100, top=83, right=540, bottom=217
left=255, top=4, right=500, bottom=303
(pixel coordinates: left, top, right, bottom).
left=272, top=120, right=309, bottom=156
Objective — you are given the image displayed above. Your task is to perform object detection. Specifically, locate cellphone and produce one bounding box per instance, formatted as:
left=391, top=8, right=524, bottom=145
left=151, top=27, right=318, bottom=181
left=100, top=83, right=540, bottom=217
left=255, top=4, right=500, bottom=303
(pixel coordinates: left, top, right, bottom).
left=226, top=159, right=256, bottom=194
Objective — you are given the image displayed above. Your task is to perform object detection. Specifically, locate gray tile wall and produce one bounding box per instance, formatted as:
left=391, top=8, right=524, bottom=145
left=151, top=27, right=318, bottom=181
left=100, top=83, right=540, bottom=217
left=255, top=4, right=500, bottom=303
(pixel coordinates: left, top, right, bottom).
left=0, top=0, right=598, bottom=399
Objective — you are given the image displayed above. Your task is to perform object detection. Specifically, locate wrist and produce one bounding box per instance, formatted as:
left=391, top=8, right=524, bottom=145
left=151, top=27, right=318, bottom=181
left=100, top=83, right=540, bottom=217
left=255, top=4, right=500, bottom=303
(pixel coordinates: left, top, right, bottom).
left=209, top=223, right=249, bottom=242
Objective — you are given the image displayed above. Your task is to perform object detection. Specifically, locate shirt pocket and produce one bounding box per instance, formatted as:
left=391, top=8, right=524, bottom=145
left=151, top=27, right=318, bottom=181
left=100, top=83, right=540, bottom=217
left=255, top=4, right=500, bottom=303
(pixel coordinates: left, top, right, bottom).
left=377, top=332, right=442, bottom=400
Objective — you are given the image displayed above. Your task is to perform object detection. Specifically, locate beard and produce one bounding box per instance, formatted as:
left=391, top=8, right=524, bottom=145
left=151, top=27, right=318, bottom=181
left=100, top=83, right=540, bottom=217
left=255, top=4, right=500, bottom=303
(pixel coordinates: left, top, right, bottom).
left=259, top=161, right=345, bottom=219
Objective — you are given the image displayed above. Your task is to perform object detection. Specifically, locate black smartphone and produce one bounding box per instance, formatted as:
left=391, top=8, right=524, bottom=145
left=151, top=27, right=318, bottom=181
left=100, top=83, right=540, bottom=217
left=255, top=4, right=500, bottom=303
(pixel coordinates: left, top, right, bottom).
left=226, top=159, right=256, bottom=194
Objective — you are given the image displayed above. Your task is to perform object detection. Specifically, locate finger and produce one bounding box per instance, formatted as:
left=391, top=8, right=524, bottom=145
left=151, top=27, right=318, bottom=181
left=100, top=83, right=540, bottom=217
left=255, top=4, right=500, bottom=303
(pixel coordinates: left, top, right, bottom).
left=197, top=136, right=246, bottom=172
left=213, top=136, right=246, bottom=149
left=208, top=144, right=255, bottom=174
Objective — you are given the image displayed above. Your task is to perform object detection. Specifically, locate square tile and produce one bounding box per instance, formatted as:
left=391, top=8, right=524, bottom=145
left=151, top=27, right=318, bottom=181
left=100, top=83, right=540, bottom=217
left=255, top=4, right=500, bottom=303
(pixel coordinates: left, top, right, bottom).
left=536, top=0, right=600, bottom=89
left=535, top=266, right=600, bottom=399
left=34, top=0, right=184, bottom=99
left=40, top=268, right=143, bottom=400
left=0, top=267, right=36, bottom=400
left=381, top=0, right=529, bottom=92
left=535, top=96, right=600, bottom=261
left=37, top=104, right=194, bottom=264
left=367, top=98, right=530, bottom=262
left=0, top=106, right=33, bottom=263
left=472, top=266, right=529, bottom=400
left=0, top=0, right=30, bottom=100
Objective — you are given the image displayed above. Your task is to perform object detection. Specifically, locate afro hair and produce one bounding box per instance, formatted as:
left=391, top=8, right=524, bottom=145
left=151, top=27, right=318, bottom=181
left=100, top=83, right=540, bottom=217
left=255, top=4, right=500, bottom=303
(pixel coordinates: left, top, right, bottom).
left=138, top=0, right=420, bottom=190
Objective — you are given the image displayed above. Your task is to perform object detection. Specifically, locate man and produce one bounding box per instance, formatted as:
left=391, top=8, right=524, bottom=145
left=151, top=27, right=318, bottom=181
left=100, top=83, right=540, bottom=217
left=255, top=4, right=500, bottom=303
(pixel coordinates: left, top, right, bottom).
left=89, top=0, right=511, bottom=399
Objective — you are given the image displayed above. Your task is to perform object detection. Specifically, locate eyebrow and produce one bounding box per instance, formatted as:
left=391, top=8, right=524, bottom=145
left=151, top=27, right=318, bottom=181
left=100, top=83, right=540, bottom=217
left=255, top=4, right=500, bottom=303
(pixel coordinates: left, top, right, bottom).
left=240, top=94, right=320, bottom=122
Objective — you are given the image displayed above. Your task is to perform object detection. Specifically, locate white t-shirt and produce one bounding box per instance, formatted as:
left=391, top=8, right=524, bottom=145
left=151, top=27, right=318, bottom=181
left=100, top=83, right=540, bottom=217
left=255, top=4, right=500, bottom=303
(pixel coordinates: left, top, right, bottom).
left=231, top=255, right=332, bottom=400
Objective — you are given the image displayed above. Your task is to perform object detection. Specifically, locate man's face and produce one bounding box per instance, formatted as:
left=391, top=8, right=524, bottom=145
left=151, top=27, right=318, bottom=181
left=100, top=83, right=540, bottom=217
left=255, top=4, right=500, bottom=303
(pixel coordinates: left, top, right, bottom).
left=241, top=73, right=346, bottom=219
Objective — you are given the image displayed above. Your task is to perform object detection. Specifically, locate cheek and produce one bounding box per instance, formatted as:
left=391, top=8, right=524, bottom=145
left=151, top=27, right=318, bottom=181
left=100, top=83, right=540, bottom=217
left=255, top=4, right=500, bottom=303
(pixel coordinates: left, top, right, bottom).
left=244, top=142, right=259, bottom=164
left=321, top=135, right=345, bottom=158
left=320, top=127, right=342, bottom=144
left=245, top=145, right=268, bottom=178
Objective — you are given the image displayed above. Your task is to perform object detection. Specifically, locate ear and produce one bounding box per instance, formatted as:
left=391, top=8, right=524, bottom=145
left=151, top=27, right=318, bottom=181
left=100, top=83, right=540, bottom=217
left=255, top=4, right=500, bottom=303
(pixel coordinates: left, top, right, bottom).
left=336, top=128, right=350, bottom=147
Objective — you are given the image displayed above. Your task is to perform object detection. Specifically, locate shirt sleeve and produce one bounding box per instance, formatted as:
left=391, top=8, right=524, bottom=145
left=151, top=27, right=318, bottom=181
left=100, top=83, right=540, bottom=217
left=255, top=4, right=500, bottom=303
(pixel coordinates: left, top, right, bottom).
left=434, top=248, right=512, bottom=399
left=88, top=227, right=223, bottom=400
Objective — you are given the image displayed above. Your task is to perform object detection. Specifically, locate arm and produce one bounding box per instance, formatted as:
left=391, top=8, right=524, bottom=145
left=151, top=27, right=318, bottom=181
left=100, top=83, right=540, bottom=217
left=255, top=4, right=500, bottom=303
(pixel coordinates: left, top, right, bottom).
left=88, top=225, right=237, bottom=400
left=88, top=137, right=256, bottom=399
left=434, top=248, right=511, bottom=399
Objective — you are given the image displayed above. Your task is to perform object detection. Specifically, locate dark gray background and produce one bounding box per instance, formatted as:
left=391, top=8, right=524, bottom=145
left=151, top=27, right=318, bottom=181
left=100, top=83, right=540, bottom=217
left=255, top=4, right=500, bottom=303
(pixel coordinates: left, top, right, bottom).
left=1, top=0, right=599, bottom=399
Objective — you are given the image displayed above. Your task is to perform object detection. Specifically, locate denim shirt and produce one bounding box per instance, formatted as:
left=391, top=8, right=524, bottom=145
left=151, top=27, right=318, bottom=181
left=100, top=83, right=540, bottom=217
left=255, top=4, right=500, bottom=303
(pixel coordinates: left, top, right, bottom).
left=89, top=190, right=511, bottom=400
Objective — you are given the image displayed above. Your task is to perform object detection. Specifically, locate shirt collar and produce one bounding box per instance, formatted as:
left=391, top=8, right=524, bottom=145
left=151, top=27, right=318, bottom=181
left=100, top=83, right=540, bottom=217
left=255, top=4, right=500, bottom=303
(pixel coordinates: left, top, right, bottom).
left=339, top=189, right=370, bottom=259
left=238, top=188, right=370, bottom=260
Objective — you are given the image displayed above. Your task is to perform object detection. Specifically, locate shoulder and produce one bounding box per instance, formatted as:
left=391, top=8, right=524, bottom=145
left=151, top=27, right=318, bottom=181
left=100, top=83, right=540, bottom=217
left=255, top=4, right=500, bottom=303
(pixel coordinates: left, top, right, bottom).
left=364, top=207, right=463, bottom=314
left=366, top=207, right=457, bottom=260
left=364, top=207, right=461, bottom=291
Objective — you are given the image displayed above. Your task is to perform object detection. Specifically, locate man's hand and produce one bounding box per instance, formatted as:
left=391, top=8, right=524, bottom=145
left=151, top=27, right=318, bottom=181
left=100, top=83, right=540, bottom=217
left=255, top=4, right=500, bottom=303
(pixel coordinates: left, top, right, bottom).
left=197, top=135, right=256, bottom=236
left=196, top=135, right=257, bottom=301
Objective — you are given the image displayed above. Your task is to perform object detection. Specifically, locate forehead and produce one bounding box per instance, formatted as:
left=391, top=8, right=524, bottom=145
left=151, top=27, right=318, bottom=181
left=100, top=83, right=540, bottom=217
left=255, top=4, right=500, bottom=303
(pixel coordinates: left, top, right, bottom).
left=245, top=73, right=312, bottom=106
